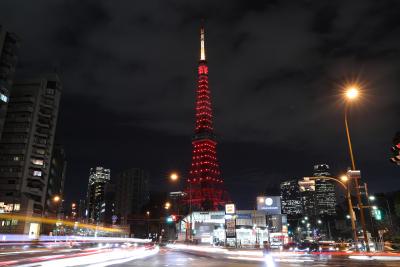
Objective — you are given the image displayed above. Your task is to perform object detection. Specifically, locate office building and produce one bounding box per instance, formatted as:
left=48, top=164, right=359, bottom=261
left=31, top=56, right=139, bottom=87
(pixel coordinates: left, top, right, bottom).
left=86, top=167, right=111, bottom=224
left=0, top=74, right=62, bottom=235
left=0, top=26, right=19, bottom=140
left=280, top=180, right=302, bottom=217
left=44, top=145, right=66, bottom=216
left=115, top=168, right=149, bottom=225
left=104, top=183, right=116, bottom=225
left=313, top=164, right=337, bottom=216
left=298, top=178, right=317, bottom=217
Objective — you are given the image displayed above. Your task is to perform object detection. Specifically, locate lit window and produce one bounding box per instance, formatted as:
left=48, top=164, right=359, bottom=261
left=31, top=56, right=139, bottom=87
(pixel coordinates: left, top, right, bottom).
left=35, top=149, right=45, bottom=155
left=31, top=159, right=44, bottom=166
left=0, top=93, right=8, bottom=103
left=14, top=204, right=20, bottom=211
left=33, top=171, right=42, bottom=177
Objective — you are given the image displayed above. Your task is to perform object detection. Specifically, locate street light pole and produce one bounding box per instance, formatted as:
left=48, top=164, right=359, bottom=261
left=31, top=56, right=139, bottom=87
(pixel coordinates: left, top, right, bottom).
left=169, top=172, right=193, bottom=242
left=346, top=183, right=358, bottom=244
left=345, top=105, right=370, bottom=251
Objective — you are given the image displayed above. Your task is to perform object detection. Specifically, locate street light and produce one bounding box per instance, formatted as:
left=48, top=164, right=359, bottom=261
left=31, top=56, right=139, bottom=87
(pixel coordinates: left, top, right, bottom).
left=146, top=211, right=150, bottom=238
left=170, top=173, right=179, bottom=182
left=345, top=87, right=359, bottom=100
left=343, top=84, right=370, bottom=251
left=53, top=195, right=61, bottom=203
left=369, top=196, right=376, bottom=201
left=340, top=175, right=348, bottom=182
left=169, top=172, right=192, bottom=241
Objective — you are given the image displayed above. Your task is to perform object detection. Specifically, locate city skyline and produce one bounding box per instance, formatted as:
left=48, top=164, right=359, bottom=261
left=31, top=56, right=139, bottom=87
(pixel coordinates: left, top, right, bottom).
left=0, top=1, right=399, bottom=209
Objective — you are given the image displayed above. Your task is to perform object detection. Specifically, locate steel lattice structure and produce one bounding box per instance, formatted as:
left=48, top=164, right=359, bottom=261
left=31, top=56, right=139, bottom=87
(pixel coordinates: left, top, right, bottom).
left=186, top=24, right=229, bottom=211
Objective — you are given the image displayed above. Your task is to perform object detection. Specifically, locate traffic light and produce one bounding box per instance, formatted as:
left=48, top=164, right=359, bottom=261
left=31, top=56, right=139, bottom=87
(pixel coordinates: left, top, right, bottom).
left=390, top=132, right=400, bottom=165
left=166, top=215, right=177, bottom=223
left=372, top=209, right=382, bottom=221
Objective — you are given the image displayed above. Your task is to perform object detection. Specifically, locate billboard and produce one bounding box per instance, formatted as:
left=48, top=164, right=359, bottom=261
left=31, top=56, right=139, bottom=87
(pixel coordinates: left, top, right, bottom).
left=298, top=179, right=315, bottom=192
left=225, top=204, right=236, bottom=214
left=257, top=196, right=281, bottom=214
left=225, top=219, right=236, bottom=238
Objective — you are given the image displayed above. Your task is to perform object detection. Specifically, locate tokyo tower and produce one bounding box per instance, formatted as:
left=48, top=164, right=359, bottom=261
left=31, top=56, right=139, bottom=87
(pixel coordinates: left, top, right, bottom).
left=186, top=24, right=229, bottom=211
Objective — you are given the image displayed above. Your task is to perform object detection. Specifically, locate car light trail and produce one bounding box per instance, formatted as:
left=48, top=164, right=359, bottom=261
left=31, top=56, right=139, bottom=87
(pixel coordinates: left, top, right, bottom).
left=15, top=246, right=159, bottom=267
left=0, top=214, right=121, bottom=233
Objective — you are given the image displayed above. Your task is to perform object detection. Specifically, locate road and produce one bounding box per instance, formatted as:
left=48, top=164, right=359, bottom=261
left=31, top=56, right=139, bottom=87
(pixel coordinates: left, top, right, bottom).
left=115, top=248, right=400, bottom=267
left=1, top=245, right=400, bottom=266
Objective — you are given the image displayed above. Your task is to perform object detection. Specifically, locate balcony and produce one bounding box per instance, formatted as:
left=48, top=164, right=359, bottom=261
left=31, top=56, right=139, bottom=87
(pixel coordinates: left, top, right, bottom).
left=0, top=172, right=22, bottom=178
left=0, top=160, right=24, bottom=167
left=11, top=96, right=35, bottom=103
left=2, top=127, right=29, bottom=134
left=7, top=105, right=34, bottom=113
left=1, top=137, right=28, bottom=144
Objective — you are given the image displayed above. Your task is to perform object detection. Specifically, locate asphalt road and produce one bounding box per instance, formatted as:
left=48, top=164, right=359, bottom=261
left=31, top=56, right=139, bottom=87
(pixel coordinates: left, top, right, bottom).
left=114, top=249, right=400, bottom=267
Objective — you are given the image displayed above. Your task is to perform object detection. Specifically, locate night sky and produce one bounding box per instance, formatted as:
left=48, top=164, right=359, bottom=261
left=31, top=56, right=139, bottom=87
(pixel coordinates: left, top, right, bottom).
left=1, top=0, right=399, bottom=208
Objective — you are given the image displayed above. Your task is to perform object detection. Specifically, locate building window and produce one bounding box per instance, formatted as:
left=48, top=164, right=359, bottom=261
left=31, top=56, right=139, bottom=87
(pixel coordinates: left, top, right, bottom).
left=46, top=81, right=57, bottom=90
left=33, top=170, right=42, bottom=177
left=35, top=148, right=46, bottom=155
left=31, top=159, right=44, bottom=166
left=0, top=93, right=8, bottom=103
left=13, top=156, right=23, bottom=161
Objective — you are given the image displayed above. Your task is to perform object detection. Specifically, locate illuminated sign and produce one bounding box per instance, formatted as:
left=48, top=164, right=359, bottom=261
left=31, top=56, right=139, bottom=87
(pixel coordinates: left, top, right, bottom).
left=225, top=219, right=236, bottom=238
left=225, top=204, right=236, bottom=215
left=257, top=196, right=281, bottom=214
left=0, top=202, right=20, bottom=213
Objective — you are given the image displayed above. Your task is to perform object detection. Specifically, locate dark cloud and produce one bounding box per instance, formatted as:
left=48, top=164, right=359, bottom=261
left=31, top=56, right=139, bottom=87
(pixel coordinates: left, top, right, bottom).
left=0, top=0, right=399, bottom=207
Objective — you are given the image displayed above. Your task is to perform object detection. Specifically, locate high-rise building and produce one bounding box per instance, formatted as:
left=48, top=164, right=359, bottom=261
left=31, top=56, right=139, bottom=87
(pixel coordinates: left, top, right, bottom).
left=115, top=168, right=149, bottom=225
left=186, top=24, right=229, bottom=211
left=298, top=178, right=317, bottom=217
left=44, top=145, right=67, bottom=216
left=313, top=164, right=337, bottom=216
left=104, top=183, right=116, bottom=225
left=280, top=180, right=302, bottom=216
left=77, top=199, right=87, bottom=222
left=86, top=167, right=111, bottom=224
left=0, top=26, right=19, bottom=140
left=0, top=74, right=62, bottom=235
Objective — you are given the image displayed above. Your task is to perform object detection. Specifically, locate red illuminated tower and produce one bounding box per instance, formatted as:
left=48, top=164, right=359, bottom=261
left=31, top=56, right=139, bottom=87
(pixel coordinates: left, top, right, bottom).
left=186, top=24, right=229, bottom=211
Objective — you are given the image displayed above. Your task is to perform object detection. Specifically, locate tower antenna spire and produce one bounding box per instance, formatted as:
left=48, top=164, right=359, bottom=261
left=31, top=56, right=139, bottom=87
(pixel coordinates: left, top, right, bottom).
left=200, top=21, right=206, bottom=61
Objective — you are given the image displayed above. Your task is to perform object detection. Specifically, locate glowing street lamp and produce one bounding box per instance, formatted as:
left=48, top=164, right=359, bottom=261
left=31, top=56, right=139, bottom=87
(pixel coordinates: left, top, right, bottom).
left=340, top=175, right=349, bottom=182
left=53, top=195, right=61, bottom=203
left=170, top=173, right=179, bottom=182
left=345, top=86, right=359, bottom=100
left=343, top=83, right=369, bottom=251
